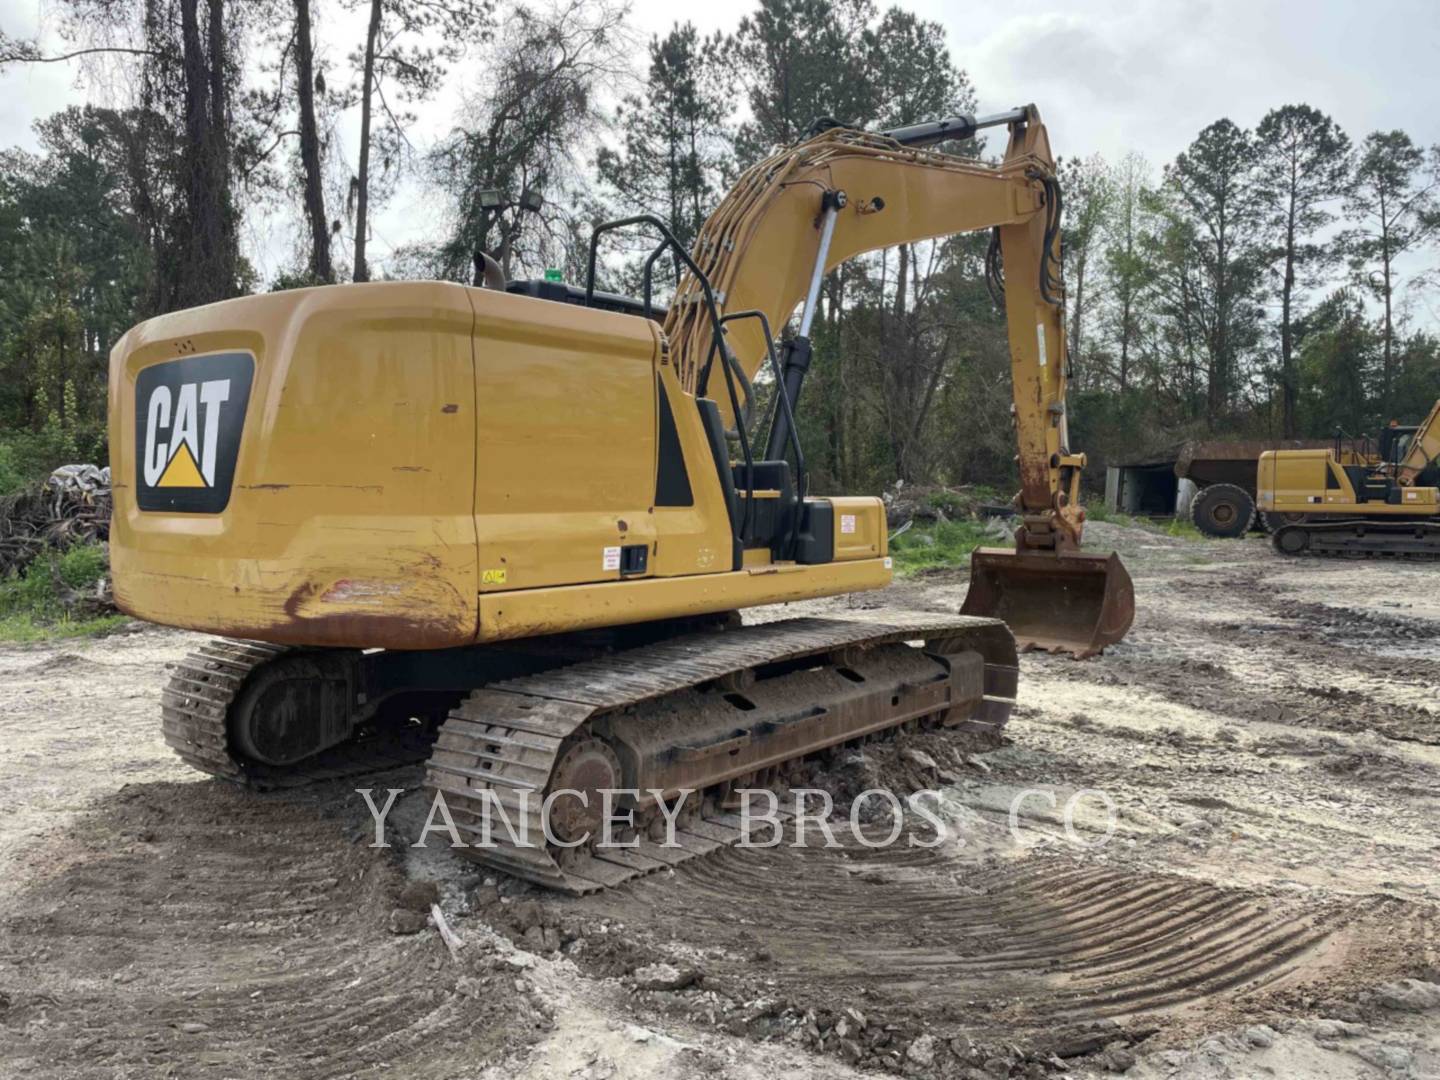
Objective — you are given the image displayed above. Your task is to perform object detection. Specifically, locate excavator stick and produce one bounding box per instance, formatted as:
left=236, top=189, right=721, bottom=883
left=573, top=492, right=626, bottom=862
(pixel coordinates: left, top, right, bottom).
left=960, top=548, right=1134, bottom=659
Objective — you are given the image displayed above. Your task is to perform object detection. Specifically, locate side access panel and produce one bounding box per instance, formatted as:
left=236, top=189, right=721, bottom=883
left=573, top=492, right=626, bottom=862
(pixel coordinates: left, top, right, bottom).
left=469, top=288, right=661, bottom=595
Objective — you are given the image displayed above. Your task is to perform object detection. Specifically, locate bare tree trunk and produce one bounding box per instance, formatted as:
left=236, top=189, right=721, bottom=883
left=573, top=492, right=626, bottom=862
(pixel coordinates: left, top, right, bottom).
left=180, top=0, right=206, bottom=266
left=899, top=332, right=948, bottom=484
left=1280, top=221, right=1296, bottom=436
left=1381, top=240, right=1394, bottom=413
left=206, top=0, right=227, bottom=155
left=893, top=243, right=908, bottom=323
left=1278, top=150, right=1300, bottom=435
left=295, top=0, right=332, bottom=282
left=206, top=0, right=235, bottom=292
left=179, top=0, right=216, bottom=308
left=1209, top=223, right=1229, bottom=431
left=1378, top=184, right=1393, bottom=414
left=353, top=0, right=382, bottom=283
left=1118, top=290, right=1131, bottom=393
left=888, top=245, right=909, bottom=480
left=1117, top=227, right=1134, bottom=393
left=167, top=0, right=239, bottom=309
left=497, top=214, right=518, bottom=280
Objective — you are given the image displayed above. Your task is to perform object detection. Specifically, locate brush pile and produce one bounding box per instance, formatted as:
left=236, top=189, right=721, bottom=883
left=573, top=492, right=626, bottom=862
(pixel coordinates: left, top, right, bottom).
left=0, top=465, right=112, bottom=578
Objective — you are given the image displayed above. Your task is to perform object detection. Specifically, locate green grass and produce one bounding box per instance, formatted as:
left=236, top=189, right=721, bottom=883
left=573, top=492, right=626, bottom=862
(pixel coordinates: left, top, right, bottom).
left=1162, top=517, right=1205, bottom=541
left=890, top=519, right=993, bottom=575
left=0, top=610, right=127, bottom=643
left=1082, top=501, right=1136, bottom=526
left=0, top=542, right=128, bottom=642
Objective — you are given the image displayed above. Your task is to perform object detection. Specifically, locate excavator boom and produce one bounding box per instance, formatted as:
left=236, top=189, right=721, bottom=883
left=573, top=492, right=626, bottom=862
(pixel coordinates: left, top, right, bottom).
left=1397, top=398, right=1440, bottom=485
left=662, top=106, right=1134, bottom=657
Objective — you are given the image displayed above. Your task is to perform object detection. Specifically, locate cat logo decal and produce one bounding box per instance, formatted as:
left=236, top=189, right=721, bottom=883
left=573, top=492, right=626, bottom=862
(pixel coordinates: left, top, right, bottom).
left=136, top=351, right=253, bottom=513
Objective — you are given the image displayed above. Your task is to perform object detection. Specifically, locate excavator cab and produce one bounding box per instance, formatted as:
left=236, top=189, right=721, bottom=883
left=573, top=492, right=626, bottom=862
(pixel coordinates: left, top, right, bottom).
left=1377, top=423, right=1418, bottom=468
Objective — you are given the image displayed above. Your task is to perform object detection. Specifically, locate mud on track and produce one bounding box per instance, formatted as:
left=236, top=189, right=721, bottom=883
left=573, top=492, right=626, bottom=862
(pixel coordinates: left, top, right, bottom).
left=511, top=526, right=1440, bottom=1076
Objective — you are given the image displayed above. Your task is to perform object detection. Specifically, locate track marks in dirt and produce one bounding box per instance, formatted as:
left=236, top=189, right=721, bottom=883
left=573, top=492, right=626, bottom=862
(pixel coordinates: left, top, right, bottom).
left=1036, top=559, right=1440, bottom=748
left=0, top=779, right=540, bottom=1079
left=1044, top=646, right=1440, bottom=749
left=562, top=837, right=1429, bottom=1067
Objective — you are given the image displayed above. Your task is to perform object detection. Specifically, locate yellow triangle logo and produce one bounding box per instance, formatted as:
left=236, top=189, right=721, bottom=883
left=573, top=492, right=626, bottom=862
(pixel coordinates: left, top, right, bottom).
left=156, top=442, right=206, bottom=487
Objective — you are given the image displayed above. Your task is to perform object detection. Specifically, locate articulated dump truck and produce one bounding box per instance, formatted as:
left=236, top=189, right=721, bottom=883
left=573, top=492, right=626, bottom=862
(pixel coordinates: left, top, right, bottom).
left=109, top=105, right=1133, bottom=893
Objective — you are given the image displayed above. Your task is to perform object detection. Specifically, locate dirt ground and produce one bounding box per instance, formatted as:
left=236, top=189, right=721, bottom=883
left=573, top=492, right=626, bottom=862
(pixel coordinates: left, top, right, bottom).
left=2, top=522, right=1439, bottom=1079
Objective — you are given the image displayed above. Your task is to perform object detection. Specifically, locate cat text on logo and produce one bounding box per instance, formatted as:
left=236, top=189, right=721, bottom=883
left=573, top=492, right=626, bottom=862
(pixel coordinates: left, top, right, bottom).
left=143, top=379, right=232, bottom=488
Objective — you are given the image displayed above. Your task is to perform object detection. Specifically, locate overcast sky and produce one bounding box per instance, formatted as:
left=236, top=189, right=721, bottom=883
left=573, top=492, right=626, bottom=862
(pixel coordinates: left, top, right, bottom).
left=3, top=0, right=1438, bottom=305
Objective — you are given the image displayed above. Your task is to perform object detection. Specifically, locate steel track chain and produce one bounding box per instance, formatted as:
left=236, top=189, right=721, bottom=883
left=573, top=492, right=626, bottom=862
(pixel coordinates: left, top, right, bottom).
left=1271, top=521, right=1440, bottom=559
left=425, top=612, right=1017, bottom=894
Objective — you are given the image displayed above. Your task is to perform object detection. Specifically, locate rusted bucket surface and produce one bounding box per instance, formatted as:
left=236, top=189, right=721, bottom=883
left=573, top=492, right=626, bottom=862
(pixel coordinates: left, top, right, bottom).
left=959, top=547, right=1135, bottom=659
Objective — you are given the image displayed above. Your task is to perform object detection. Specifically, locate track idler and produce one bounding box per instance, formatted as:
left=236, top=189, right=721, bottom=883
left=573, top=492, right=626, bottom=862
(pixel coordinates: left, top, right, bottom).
left=960, top=547, right=1134, bottom=659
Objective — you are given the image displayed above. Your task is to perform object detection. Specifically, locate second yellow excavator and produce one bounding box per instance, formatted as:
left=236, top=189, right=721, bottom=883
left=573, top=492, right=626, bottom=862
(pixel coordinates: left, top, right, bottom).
left=107, top=105, right=1132, bottom=892
left=1258, top=399, right=1440, bottom=556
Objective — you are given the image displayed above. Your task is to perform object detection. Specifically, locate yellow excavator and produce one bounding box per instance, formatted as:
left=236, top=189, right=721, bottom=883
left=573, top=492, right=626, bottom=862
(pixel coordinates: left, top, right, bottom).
left=108, top=105, right=1133, bottom=892
left=1258, top=399, right=1440, bottom=556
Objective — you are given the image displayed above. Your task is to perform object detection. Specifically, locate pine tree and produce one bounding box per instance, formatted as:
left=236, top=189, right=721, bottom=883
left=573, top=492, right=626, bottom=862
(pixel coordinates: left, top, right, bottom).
left=730, top=0, right=876, bottom=164
left=2, top=0, right=255, bottom=311
left=1296, top=288, right=1379, bottom=434
left=595, top=23, right=733, bottom=254
left=1059, top=155, right=1114, bottom=385
left=1254, top=105, right=1350, bottom=436
left=855, top=7, right=974, bottom=482
left=345, top=0, right=492, bottom=282
left=430, top=0, right=628, bottom=281
left=1098, top=153, right=1155, bottom=395
left=1166, top=119, right=1265, bottom=428
left=294, top=0, right=333, bottom=283
left=1342, top=130, right=1439, bottom=413
left=865, top=8, right=971, bottom=130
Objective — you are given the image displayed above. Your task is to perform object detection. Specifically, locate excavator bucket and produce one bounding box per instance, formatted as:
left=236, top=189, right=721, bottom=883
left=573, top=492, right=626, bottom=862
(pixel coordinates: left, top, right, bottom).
left=960, top=547, right=1135, bottom=659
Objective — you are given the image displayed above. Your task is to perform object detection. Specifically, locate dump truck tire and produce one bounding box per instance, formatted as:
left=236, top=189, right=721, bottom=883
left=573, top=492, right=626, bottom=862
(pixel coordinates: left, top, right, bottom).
left=1190, top=483, right=1255, bottom=539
